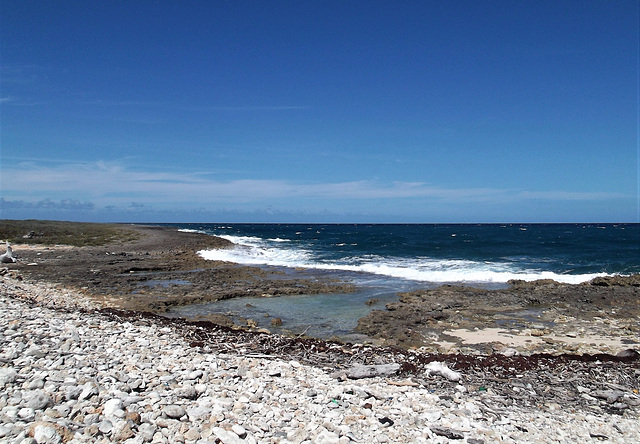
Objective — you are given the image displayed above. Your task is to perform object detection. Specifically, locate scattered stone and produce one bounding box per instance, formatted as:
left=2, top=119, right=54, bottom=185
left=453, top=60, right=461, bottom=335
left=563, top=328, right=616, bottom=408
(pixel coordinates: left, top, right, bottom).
left=175, top=385, right=198, bottom=399
left=103, top=398, right=124, bottom=417
left=232, top=424, right=247, bottom=438
left=1, top=271, right=639, bottom=444
left=430, top=425, right=464, bottom=439
left=31, top=425, right=61, bottom=444
left=78, top=382, right=99, bottom=401
left=0, top=367, right=17, bottom=386
left=162, top=405, right=186, bottom=419
left=212, top=427, right=244, bottom=444
left=27, top=392, right=51, bottom=410
left=592, top=390, right=625, bottom=403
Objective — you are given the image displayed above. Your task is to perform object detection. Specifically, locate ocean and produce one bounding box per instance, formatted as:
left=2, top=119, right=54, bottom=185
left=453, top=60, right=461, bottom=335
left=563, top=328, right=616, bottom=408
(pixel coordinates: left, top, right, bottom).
left=164, top=223, right=640, bottom=339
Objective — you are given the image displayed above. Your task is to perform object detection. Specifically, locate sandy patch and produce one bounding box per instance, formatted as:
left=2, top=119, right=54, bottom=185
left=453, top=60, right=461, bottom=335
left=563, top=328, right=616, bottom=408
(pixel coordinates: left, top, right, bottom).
left=444, top=327, right=627, bottom=350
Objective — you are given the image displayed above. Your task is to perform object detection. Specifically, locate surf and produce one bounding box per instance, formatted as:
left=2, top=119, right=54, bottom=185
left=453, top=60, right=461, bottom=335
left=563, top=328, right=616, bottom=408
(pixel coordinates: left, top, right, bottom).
left=197, top=233, right=607, bottom=285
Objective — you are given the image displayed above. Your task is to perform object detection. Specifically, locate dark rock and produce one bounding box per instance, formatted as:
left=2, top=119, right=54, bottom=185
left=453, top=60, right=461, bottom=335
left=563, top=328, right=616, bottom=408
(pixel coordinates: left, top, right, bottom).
left=616, top=349, right=639, bottom=359
left=430, top=426, right=464, bottom=439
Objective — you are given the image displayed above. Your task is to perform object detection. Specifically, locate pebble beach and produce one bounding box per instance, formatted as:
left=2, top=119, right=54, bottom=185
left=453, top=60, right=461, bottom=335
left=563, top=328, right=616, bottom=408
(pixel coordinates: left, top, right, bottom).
left=1, top=222, right=639, bottom=443
left=2, top=273, right=639, bottom=444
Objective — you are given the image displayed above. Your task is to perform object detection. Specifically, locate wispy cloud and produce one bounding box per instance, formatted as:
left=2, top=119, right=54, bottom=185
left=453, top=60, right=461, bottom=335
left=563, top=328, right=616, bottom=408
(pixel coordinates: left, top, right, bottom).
left=186, top=105, right=309, bottom=112
left=0, top=198, right=94, bottom=211
left=75, top=100, right=307, bottom=112
left=518, top=190, right=628, bottom=200
left=0, top=161, right=629, bottom=212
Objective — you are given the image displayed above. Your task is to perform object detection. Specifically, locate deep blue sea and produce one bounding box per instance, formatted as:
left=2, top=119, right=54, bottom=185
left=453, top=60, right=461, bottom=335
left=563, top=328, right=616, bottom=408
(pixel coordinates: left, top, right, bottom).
left=163, top=223, right=639, bottom=339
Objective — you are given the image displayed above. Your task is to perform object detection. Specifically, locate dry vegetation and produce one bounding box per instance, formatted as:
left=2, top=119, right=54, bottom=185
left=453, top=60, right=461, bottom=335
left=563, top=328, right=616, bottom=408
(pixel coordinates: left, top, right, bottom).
left=0, top=219, right=140, bottom=247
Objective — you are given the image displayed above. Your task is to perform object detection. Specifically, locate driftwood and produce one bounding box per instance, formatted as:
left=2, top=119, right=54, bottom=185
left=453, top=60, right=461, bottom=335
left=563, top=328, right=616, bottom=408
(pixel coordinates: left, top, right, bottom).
left=341, top=363, right=401, bottom=380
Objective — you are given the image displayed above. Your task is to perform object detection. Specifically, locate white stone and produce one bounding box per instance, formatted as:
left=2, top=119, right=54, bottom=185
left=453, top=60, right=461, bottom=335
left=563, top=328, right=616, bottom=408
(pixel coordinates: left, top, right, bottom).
left=186, top=405, right=211, bottom=422
left=162, top=404, right=186, bottom=419
left=33, top=425, right=61, bottom=444
left=0, top=367, right=17, bottom=386
left=18, top=407, right=35, bottom=421
left=0, top=425, right=11, bottom=438
left=103, top=398, right=124, bottom=417
left=231, top=424, right=247, bottom=438
left=78, top=382, right=99, bottom=400
left=212, top=427, right=244, bottom=444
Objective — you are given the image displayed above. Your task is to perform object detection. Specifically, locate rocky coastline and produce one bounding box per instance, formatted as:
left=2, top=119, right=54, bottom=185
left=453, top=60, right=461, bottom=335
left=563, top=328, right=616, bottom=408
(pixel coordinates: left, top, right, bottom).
left=356, top=276, right=640, bottom=354
left=1, top=221, right=639, bottom=443
left=2, top=272, right=640, bottom=443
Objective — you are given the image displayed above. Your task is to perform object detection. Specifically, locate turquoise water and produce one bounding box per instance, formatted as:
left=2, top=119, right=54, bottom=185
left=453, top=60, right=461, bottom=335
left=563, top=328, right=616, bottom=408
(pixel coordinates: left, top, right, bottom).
left=161, top=223, right=639, bottom=338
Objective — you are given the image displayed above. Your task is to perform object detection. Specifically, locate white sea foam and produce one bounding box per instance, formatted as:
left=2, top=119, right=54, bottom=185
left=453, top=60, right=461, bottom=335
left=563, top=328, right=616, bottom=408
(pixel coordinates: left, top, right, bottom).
left=198, top=234, right=606, bottom=284
left=200, top=235, right=313, bottom=266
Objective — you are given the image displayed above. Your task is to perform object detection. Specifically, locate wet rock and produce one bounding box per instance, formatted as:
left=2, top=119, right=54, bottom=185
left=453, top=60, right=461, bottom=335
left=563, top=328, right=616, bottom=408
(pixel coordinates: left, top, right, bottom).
left=616, top=349, right=640, bottom=359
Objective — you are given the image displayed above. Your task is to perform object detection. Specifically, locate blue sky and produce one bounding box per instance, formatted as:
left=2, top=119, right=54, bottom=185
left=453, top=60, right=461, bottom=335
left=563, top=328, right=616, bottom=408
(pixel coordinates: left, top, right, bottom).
left=1, top=0, right=639, bottom=223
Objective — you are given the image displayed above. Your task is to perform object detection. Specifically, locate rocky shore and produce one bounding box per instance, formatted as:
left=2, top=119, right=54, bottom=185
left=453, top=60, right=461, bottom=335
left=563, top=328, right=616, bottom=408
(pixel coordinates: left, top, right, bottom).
left=2, top=273, right=640, bottom=444
left=357, top=276, right=640, bottom=355
left=1, top=224, right=355, bottom=315
left=1, top=222, right=639, bottom=443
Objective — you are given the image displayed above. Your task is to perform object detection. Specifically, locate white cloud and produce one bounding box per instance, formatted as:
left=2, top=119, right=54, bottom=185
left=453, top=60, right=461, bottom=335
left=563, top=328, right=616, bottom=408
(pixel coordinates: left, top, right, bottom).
left=0, top=161, right=629, bottom=211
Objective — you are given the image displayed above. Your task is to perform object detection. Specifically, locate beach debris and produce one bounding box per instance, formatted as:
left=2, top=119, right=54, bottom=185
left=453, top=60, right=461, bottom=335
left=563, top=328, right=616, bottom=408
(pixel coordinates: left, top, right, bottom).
left=0, top=241, right=16, bottom=263
left=592, top=389, right=625, bottom=403
left=343, top=363, right=401, bottom=379
left=430, top=425, right=465, bottom=439
left=425, top=361, right=461, bottom=381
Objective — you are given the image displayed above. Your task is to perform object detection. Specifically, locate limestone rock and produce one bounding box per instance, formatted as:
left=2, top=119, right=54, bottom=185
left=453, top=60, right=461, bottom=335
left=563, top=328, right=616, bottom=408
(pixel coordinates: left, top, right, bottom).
left=162, top=405, right=186, bottom=419
left=345, top=363, right=400, bottom=379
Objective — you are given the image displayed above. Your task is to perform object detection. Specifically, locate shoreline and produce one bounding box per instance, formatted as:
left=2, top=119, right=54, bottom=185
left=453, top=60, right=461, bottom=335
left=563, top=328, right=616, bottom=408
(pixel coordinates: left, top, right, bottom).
left=1, top=222, right=639, bottom=354
left=1, top=221, right=639, bottom=442
left=2, top=268, right=640, bottom=443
